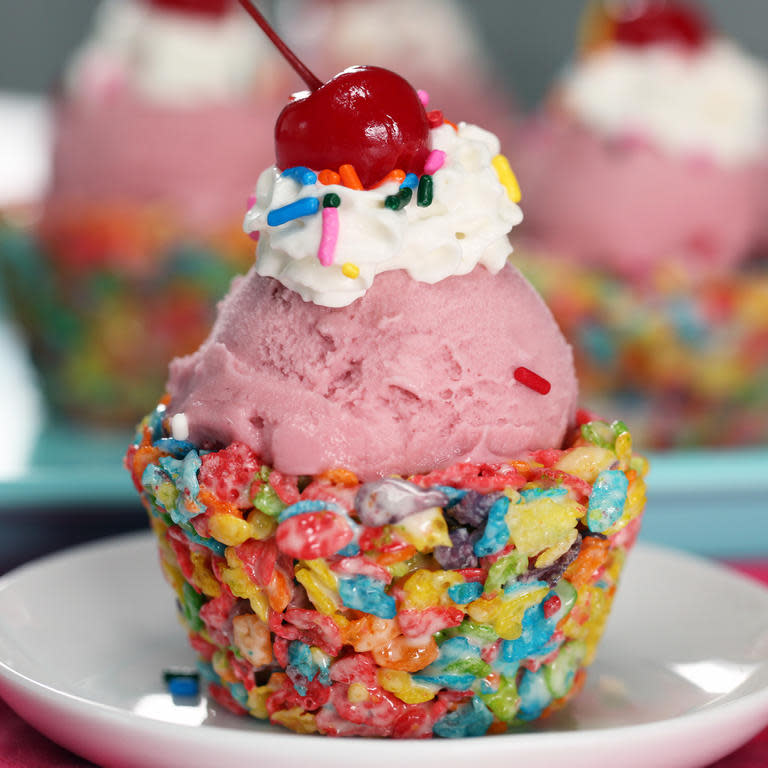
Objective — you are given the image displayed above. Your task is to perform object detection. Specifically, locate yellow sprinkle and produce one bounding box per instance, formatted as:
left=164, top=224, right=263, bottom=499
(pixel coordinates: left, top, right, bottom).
left=342, top=262, right=360, bottom=279
left=492, top=154, right=522, bottom=203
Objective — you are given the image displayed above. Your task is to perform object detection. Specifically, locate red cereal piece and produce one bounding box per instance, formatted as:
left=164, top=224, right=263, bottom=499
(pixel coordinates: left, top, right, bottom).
left=267, top=675, right=331, bottom=714
left=456, top=568, right=486, bottom=583
left=412, top=463, right=526, bottom=493
left=208, top=682, right=249, bottom=716
left=542, top=595, right=562, bottom=619
left=397, top=607, right=464, bottom=638
left=514, top=366, right=551, bottom=395
left=329, top=682, right=406, bottom=729
left=272, top=636, right=291, bottom=668
left=392, top=699, right=449, bottom=739
left=481, top=639, right=502, bottom=664
left=329, top=653, right=378, bottom=688
left=166, top=526, right=195, bottom=581
left=268, top=469, right=300, bottom=504
left=315, top=707, right=392, bottom=737
left=269, top=609, right=343, bottom=656
left=199, top=589, right=237, bottom=647
left=276, top=511, right=353, bottom=560
left=228, top=650, right=257, bottom=690
left=528, top=449, right=566, bottom=467
left=236, top=538, right=278, bottom=588
left=188, top=632, right=218, bottom=662
left=330, top=555, right=392, bottom=583
left=199, top=442, right=261, bottom=508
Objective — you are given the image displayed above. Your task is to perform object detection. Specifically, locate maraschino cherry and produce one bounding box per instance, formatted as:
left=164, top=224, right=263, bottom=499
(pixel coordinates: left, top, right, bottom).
left=236, top=0, right=430, bottom=188
left=611, top=1, right=709, bottom=50
left=146, top=0, right=232, bottom=15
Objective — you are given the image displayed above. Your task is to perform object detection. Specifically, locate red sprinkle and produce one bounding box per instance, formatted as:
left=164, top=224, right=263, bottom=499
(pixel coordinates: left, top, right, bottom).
left=514, top=366, right=551, bottom=395
left=426, top=109, right=444, bottom=128
left=542, top=594, right=562, bottom=619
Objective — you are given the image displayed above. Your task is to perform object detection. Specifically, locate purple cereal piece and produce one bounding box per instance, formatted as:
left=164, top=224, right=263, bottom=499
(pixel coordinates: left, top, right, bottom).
left=448, top=491, right=500, bottom=528
left=434, top=527, right=481, bottom=569
left=520, top=534, right=582, bottom=587
left=355, top=478, right=449, bottom=526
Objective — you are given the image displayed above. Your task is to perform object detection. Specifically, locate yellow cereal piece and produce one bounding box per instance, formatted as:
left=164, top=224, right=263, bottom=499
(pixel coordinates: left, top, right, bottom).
left=466, top=595, right=502, bottom=624
left=554, top=445, right=616, bottom=482
left=190, top=550, right=221, bottom=598
left=347, top=682, right=370, bottom=703
left=506, top=498, right=583, bottom=556
left=271, top=707, right=318, bottom=734
left=614, top=430, right=632, bottom=464
left=402, top=569, right=462, bottom=610
left=246, top=509, right=278, bottom=540
left=396, top=507, right=452, bottom=551
left=535, top=528, right=579, bottom=569
left=493, top=585, right=549, bottom=640
left=247, top=673, right=285, bottom=720
left=155, top=482, right=178, bottom=513
left=160, top=558, right=186, bottom=599
left=492, top=154, right=522, bottom=203
left=378, top=668, right=438, bottom=704
left=299, top=559, right=338, bottom=590
left=212, top=649, right=237, bottom=683
left=342, top=262, right=360, bottom=279
left=221, top=550, right=269, bottom=621
left=295, top=567, right=341, bottom=615
left=209, top=513, right=252, bottom=547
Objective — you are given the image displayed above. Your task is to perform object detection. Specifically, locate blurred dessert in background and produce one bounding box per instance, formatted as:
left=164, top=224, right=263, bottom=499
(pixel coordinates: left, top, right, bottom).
left=1, top=0, right=289, bottom=426
left=509, top=0, right=768, bottom=449
left=274, top=0, right=517, bottom=148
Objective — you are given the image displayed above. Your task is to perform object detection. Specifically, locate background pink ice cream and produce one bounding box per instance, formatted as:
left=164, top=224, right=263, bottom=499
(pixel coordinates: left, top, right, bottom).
left=511, top=117, right=763, bottom=281
left=167, top=264, right=578, bottom=480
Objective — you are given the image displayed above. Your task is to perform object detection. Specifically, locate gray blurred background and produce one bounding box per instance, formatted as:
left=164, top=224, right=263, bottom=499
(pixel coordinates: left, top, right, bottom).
left=1, top=0, right=767, bottom=109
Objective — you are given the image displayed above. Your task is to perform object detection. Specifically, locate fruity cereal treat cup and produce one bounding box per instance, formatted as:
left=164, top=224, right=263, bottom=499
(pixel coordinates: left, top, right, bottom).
left=126, top=3, right=648, bottom=738
left=129, top=406, right=646, bottom=736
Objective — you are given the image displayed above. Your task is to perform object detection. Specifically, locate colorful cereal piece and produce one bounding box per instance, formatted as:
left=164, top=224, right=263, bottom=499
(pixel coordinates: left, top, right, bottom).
left=447, top=581, right=484, bottom=605
left=473, top=496, right=511, bottom=557
left=587, top=470, right=629, bottom=533
left=433, top=696, right=494, bottom=738
left=338, top=574, right=397, bottom=619
left=517, top=668, right=552, bottom=721
left=276, top=511, right=353, bottom=560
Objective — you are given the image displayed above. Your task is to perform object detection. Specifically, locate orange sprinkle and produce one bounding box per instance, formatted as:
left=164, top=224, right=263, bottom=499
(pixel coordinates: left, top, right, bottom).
left=318, top=169, right=341, bottom=185
left=373, top=169, right=406, bottom=188
left=339, top=164, right=364, bottom=190
left=445, top=119, right=458, bottom=132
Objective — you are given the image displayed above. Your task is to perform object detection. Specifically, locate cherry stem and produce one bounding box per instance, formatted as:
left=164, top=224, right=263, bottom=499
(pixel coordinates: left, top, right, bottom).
left=236, top=0, right=323, bottom=91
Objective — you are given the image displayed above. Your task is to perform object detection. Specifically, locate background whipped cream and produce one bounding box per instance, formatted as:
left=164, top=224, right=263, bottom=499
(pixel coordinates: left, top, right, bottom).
left=244, top=123, right=523, bottom=307
left=65, top=0, right=279, bottom=104
left=561, top=40, right=768, bottom=166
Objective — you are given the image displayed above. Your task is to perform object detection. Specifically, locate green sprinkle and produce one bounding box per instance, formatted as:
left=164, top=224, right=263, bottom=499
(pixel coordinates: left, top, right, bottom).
left=323, top=193, right=341, bottom=208
left=417, top=174, right=434, bottom=207
left=384, top=187, right=413, bottom=211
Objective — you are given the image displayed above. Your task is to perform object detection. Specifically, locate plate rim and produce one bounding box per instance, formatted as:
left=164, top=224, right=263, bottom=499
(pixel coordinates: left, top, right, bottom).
left=0, top=532, right=767, bottom=758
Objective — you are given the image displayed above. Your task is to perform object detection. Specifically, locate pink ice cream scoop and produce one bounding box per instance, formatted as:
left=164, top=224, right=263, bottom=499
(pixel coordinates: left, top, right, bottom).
left=167, top=264, right=578, bottom=480
left=510, top=116, right=763, bottom=281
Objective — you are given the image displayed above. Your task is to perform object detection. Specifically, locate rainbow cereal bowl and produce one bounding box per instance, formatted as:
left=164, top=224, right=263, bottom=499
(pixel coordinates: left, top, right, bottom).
left=1, top=211, right=253, bottom=425
left=515, top=252, right=768, bottom=449
left=126, top=404, right=647, bottom=737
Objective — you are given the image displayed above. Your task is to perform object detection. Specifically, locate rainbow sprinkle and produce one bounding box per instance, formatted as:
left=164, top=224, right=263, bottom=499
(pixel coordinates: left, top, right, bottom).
left=317, top=207, right=339, bottom=267
left=491, top=155, right=521, bottom=204
left=514, top=367, right=551, bottom=395
left=282, top=166, right=318, bottom=186
left=267, top=197, right=320, bottom=227
left=424, top=150, right=447, bottom=175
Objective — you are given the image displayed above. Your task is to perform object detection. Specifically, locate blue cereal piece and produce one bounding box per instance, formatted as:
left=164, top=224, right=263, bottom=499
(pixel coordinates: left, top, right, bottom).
left=434, top=485, right=468, bottom=506
left=267, top=197, right=320, bottom=226
left=473, top=496, right=511, bottom=557
left=499, top=596, right=557, bottom=664
left=433, top=696, right=494, bottom=738
left=587, top=469, right=629, bottom=533
left=517, top=668, right=552, bottom=721
left=278, top=499, right=347, bottom=522
left=228, top=681, right=249, bottom=707
left=400, top=173, right=419, bottom=190
left=448, top=581, right=484, bottom=605
left=152, top=438, right=197, bottom=458
left=519, top=487, right=568, bottom=502
left=338, top=575, right=396, bottom=619
left=281, top=166, right=318, bottom=186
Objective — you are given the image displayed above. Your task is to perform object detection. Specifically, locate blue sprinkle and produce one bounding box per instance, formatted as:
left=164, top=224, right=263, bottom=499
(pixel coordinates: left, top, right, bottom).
left=448, top=581, right=484, bottom=605
left=281, top=166, right=318, bottom=186
left=519, top=487, right=568, bottom=502
left=267, top=197, right=320, bottom=226
left=401, top=173, right=419, bottom=190
left=278, top=499, right=347, bottom=522
left=153, top=438, right=196, bottom=458
left=338, top=575, right=396, bottom=619
left=433, top=696, right=494, bottom=738
left=587, top=469, right=628, bottom=533
left=517, top=669, right=552, bottom=721
left=473, top=496, right=510, bottom=557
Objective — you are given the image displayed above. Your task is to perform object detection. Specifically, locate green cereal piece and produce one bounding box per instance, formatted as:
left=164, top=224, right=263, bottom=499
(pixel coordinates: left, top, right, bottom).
left=154, top=483, right=178, bottom=513
left=580, top=420, right=616, bottom=449
left=479, top=675, right=520, bottom=722
left=544, top=640, right=586, bottom=699
left=252, top=483, right=285, bottom=517
left=611, top=420, right=629, bottom=437
left=484, top=551, right=528, bottom=594
left=457, top=619, right=498, bottom=645
left=181, top=582, right=206, bottom=632
left=445, top=657, right=491, bottom=678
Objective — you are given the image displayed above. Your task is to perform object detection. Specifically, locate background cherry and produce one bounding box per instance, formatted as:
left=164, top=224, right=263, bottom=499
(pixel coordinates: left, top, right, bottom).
left=611, top=1, right=710, bottom=50
left=146, top=0, right=233, bottom=16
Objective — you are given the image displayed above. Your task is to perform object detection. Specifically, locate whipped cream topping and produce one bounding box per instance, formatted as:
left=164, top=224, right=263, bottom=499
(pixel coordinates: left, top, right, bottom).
left=243, top=123, right=523, bottom=307
left=561, top=40, right=768, bottom=165
left=66, top=0, right=278, bottom=104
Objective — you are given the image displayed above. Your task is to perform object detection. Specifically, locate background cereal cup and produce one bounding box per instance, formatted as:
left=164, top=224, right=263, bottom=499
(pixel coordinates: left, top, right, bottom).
left=127, top=405, right=647, bottom=737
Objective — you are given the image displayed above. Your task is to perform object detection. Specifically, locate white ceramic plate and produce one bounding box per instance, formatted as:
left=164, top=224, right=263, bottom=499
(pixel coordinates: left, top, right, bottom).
left=0, top=533, right=767, bottom=768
